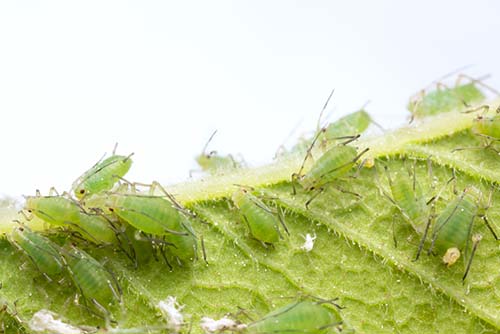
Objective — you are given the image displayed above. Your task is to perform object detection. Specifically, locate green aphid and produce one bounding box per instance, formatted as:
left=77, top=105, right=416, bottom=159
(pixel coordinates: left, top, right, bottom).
left=24, top=192, right=116, bottom=245
left=384, top=164, right=430, bottom=235
left=322, top=109, right=374, bottom=139
left=408, top=81, right=485, bottom=119
left=195, top=130, right=242, bottom=175
left=103, top=188, right=198, bottom=263
left=247, top=300, right=343, bottom=334
left=72, top=149, right=133, bottom=199
left=292, top=131, right=368, bottom=207
left=7, top=226, right=64, bottom=279
left=232, top=188, right=288, bottom=245
left=62, top=244, right=121, bottom=313
left=418, top=186, right=499, bottom=280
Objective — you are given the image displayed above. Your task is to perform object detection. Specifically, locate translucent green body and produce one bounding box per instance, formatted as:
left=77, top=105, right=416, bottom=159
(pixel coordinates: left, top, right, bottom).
left=472, top=115, right=500, bottom=139
left=25, top=196, right=81, bottom=225
left=63, top=246, right=120, bottom=308
left=196, top=154, right=240, bottom=174
left=232, top=189, right=280, bottom=244
left=432, top=188, right=479, bottom=254
left=106, top=195, right=184, bottom=235
left=389, top=174, right=428, bottom=234
left=248, top=301, right=340, bottom=334
left=9, top=227, right=64, bottom=278
left=323, top=109, right=372, bottom=138
left=409, top=83, right=485, bottom=118
left=25, top=195, right=116, bottom=245
left=300, top=145, right=358, bottom=190
left=72, top=155, right=132, bottom=199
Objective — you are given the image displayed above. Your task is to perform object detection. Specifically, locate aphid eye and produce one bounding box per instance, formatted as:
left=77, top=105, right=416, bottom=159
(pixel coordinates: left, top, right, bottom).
left=79, top=189, right=85, bottom=194
left=108, top=208, right=114, bottom=212
left=18, top=227, right=24, bottom=232
left=27, top=209, right=32, bottom=213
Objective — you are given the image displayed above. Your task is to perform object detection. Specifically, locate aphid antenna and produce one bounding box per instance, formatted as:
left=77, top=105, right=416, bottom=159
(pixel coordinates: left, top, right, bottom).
left=111, top=142, right=119, bottom=155
left=456, top=73, right=500, bottom=97
left=201, top=130, right=218, bottom=156
left=316, top=88, right=336, bottom=133
left=319, top=147, right=369, bottom=181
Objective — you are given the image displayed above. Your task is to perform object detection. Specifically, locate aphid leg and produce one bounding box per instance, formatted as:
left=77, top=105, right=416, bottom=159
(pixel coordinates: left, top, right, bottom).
left=391, top=214, right=398, bottom=248
left=463, top=234, right=483, bottom=281
left=291, top=173, right=300, bottom=195
left=304, top=187, right=325, bottom=209
left=158, top=245, right=173, bottom=270
left=201, top=236, right=208, bottom=264
left=318, top=321, right=344, bottom=331
left=414, top=212, right=434, bottom=261
left=277, top=206, right=290, bottom=236
left=47, top=187, right=60, bottom=196
left=150, top=181, right=197, bottom=219
left=461, top=104, right=489, bottom=115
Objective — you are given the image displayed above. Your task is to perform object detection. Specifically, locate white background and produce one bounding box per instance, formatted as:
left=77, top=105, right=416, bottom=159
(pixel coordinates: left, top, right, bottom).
left=1, top=1, right=499, bottom=197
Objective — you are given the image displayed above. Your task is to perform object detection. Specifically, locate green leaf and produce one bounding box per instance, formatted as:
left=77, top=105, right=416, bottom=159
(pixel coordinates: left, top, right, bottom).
left=1, top=98, right=500, bottom=333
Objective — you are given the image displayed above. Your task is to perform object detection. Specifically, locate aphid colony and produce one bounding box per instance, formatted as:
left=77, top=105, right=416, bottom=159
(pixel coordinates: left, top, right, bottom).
left=3, top=73, right=500, bottom=332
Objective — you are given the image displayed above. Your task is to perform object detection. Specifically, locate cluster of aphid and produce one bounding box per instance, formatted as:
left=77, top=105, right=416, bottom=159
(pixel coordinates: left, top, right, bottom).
left=289, top=73, right=500, bottom=282
left=7, top=148, right=207, bottom=322
left=3, top=73, right=500, bottom=333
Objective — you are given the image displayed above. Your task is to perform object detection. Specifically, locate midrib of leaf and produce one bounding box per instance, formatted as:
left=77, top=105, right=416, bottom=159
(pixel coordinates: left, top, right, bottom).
left=2, top=98, right=500, bottom=333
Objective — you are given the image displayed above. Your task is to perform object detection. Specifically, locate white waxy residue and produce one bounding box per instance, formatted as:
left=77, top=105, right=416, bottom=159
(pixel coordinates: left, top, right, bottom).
left=300, top=233, right=317, bottom=252
left=158, top=296, right=184, bottom=333
left=29, top=310, right=82, bottom=334
left=200, top=316, right=247, bottom=333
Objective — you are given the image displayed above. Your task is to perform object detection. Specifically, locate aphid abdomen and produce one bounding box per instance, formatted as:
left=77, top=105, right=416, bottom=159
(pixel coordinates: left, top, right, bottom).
left=232, top=190, right=280, bottom=244
left=108, top=195, right=185, bottom=236
left=301, top=145, right=357, bottom=190
left=433, top=194, right=477, bottom=253
left=63, top=246, right=119, bottom=308
left=73, top=155, right=133, bottom=199
left=472, top=116, right=500, bottom=139
left=9, top=227, right=64, bottom=277
left=248, top=301, right=339, bottom=334
left=324, top=110, right=372, bottom=138
left=74, top=213, right=117, bottom=245
left=25, top=196, right=81, bottom=226
left=390, top=177, right=428, bottom=234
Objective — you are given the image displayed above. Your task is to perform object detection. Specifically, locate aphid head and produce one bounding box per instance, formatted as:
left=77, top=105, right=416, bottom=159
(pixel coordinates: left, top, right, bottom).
left=442, top=247, right=461, bottom=267
left=74, top=187, right=87, bottom=200
left=23, top=196, right=38, bottom=213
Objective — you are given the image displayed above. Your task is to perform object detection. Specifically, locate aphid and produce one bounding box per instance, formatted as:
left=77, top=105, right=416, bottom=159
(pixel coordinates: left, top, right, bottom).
left=320, top=107, right=382, bottom=142
left=72, top=145, right=133, bottom=199
left=7, top=225, right=64, bottom=279
left=382, top=161, right=431, bottom=236
left=195, top=130, right=242, bottom=175
left=292, top=130, right=369, bottom=207
left=407, top=74, right=495, bottom=120
left=231, top=187, right=288, bottom=245
left=23, top=191, right=117, bottom=245
left=62, top=244, right=121, bottom=314
left=417, top=186, right=499, bottom=280
left=101, top=183, right=199, bottom=263
left=246, top=299, right=343, bottom=334
left=453, top=104, right=500, bottom=153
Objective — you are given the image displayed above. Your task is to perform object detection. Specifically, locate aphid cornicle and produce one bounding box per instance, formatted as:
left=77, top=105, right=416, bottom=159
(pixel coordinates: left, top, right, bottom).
left=7, top=225, right=64, bottom=279
left=62, top=244, right=121, bottom=313
left=407, top=74, right=490, bottom=119
left=418, top=186, right=499, bottom=280
left=247, top=300, right=343, bottom=334
left=232, top=188, right=288, bottom=245
left=72, top=148, right=133, bottom=199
